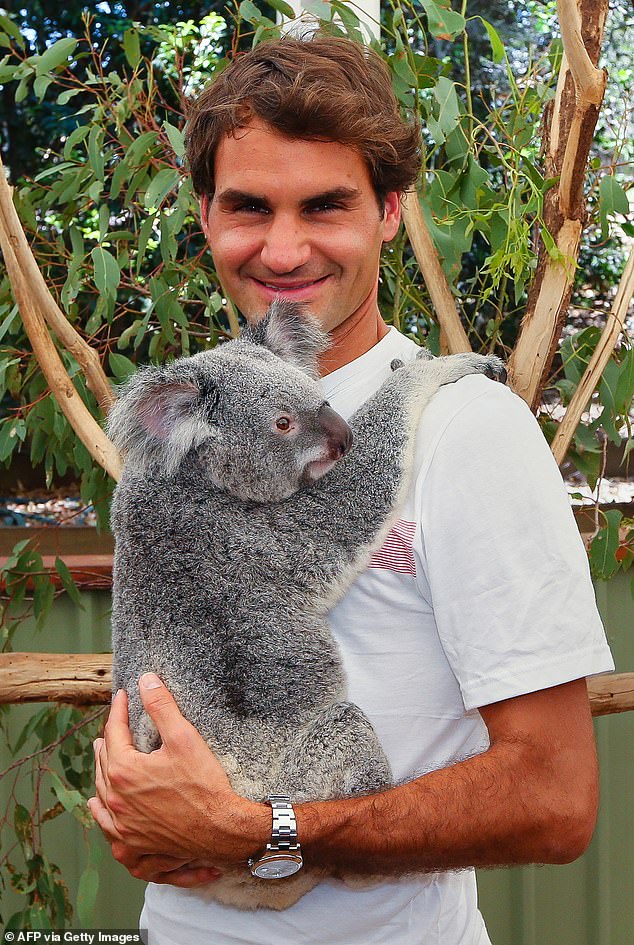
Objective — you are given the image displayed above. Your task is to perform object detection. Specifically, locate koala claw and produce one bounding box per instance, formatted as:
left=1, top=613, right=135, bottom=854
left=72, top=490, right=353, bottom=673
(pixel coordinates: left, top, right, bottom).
left=482, top=356, right=507, bottom=385
left=390, top=358, right=404, bottom=371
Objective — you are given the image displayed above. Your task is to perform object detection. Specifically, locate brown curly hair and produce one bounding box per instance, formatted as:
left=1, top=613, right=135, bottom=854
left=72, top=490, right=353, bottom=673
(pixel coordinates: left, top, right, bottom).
left=185, top=35, right=421, bottom=205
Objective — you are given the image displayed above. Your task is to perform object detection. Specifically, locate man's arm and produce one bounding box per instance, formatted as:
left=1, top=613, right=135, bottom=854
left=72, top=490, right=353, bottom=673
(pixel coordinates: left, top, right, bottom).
left=90, top=672, right=598, bottom=884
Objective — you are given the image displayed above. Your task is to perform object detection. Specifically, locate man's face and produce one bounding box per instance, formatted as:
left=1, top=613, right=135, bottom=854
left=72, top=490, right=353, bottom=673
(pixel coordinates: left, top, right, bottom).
left=200, top=120, right=400, bottom=332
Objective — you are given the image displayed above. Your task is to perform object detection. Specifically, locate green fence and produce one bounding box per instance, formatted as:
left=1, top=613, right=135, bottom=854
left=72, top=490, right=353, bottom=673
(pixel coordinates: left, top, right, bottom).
left=1, top=572, right=632, bottom=942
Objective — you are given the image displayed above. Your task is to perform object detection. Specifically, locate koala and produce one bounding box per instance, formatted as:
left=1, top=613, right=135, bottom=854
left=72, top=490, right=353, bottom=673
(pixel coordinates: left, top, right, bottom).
left=108, top=300, right=506, bottom=910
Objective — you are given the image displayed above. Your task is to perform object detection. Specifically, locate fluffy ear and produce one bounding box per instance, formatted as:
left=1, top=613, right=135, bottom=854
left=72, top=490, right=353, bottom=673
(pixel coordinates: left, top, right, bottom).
left=244, top=300, right=329, bottom=377
left=106, top=367, right=213, bottom=471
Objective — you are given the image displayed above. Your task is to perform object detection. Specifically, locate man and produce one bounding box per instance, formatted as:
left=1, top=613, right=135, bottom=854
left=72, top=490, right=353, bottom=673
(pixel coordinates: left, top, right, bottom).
left=89, top=35, right=614, bottom=945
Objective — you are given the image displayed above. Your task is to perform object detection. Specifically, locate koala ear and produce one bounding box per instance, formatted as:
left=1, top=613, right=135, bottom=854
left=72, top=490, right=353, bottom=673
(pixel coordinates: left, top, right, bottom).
left=133, top=381, right=202, bottom=439
left=106, top=367, right=209, bottom=470
left=245, top=299, right=329, bottom=377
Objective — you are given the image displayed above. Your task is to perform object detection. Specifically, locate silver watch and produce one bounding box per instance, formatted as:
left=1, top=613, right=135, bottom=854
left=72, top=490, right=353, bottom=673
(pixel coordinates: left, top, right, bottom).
left=248, top=794, right=304, bottom=879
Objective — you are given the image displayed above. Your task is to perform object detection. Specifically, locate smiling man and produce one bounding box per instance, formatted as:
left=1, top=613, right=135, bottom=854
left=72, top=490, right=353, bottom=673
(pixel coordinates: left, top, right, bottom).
left=90, top=34, right=614, bottom=945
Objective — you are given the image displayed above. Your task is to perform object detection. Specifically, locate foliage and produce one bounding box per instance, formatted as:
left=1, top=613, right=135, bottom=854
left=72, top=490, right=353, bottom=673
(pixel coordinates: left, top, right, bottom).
left=0, top=538, right=105, bottom=926
left=0, top=0, right=632, bottom=926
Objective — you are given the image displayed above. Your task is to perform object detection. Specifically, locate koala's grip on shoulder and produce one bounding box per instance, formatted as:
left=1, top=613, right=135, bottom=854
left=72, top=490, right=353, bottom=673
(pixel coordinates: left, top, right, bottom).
left=109, top=300, right=506, bottom=910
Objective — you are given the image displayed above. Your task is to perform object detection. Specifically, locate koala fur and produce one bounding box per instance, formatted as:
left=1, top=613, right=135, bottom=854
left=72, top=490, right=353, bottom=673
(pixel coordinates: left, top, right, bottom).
left=108, top=300, right=506, bottom=910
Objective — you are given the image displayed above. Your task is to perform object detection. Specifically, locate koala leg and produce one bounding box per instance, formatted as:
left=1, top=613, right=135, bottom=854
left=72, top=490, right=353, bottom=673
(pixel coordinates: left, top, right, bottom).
left=275, top=702, right=392, bottom=804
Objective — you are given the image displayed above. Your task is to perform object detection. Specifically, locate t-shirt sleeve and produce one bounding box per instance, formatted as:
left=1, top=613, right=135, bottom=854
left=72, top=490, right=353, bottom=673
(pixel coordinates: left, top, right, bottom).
left=416, top=378, right=614, bottom=712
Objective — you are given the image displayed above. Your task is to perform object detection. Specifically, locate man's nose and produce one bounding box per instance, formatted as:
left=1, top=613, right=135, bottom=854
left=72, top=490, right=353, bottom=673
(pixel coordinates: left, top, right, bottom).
left=260, top=214, right=311, bottom=274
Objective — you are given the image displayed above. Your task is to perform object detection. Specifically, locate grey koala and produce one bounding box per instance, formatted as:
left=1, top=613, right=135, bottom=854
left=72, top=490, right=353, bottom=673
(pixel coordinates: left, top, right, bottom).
left=108, top=300, right=506, bottom=910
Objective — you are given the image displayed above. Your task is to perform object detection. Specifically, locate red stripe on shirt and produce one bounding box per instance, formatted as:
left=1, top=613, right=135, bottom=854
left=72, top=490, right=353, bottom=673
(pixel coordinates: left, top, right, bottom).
left=368, top=519, right=417, bottom=576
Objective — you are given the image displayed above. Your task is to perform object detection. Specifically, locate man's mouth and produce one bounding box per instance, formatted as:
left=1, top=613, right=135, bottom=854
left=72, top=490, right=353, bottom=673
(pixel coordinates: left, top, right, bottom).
left=252, top=276, right=330, bottom=294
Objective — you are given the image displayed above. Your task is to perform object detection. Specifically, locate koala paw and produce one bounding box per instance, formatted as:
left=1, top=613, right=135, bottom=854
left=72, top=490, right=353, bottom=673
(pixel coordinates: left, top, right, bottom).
left=479, top=355, right=507, bottom=385
left=390, top=358, right=404, bottom=371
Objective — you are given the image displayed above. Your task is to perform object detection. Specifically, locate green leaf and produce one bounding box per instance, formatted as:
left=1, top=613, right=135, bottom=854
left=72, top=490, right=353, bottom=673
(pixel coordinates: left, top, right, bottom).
left=163, top=121, right=185, bottom=159
left=34, top=37, right=77, bottom=75
left=266, top=0, right=296, bottom=17
left=589, top=510, right=623, bottom=580
left=123, top=27, right=141, bottom=68
left=302, top=0, right=333, bottom=20
left=126, top=130, right=158, bottom=165
left=240, top=0, right=265, bottom=23
left=144, top=167, right=180, bottom=209
left=478, top=17, right=505, bottom=63
left=55, top=556, right=85, bottom=608
left=14, top=804, right=33, bottom=857
left=33, top=73, right=51, bottom=101
left=0, top=13, right=25, bottom=48
left=598, top=176, right=629, bottom=239
left=427, top=77, right=461, bottom=145
left=49, top=771, right=85, bottom=813
left=63, top=124, right=90, bottom=159
left=109, top=352, right=137, bottom=381
left=615, top=347, right=634, bottom=414
left=420, top=0, right=465, bottom=40
left=88, top=125, right=105, bottom=181
left=76, top=866, right=99, bottom=926
left=57, top=87, right=82, bottom=105
left=91, top=246, right=120, bottom=298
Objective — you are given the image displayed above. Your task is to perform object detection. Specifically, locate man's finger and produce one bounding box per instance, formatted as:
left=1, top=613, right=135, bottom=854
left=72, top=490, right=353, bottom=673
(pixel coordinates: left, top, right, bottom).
left=88, top=796, right=124, bottom=843
left=103, top=688, right=134, bottom=754
left=137, top=673, right=199, bottom=750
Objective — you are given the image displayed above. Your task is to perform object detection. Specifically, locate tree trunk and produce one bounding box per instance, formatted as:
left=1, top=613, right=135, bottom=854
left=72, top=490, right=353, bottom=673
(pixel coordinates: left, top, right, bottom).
left=508, top=0, right=609, bottom=409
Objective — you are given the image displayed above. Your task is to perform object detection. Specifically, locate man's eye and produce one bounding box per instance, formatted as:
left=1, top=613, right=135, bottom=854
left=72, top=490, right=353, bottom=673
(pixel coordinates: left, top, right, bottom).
left=307, top=203, right=341, bottom=214
left=234, top=203, right=269, bottom=214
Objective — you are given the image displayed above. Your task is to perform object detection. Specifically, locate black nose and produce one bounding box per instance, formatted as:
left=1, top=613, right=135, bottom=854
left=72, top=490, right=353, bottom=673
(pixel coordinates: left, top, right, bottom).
left=317, top=404, right=353, bottom=458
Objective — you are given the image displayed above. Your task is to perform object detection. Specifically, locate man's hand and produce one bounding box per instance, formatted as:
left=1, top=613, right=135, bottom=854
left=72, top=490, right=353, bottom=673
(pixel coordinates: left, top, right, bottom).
left=89, top=673, right=269, bottom=885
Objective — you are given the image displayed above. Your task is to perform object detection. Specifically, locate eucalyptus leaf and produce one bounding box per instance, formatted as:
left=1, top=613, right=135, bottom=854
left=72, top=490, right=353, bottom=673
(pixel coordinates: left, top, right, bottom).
left=91, top=246, right=121, bottom=298
left=34, top=37, right=77, bottom=75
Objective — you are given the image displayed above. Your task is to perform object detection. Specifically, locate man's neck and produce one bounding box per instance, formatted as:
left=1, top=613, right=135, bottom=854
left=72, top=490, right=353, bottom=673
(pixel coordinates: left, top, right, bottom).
left=319, top=307, right=390, bottom=376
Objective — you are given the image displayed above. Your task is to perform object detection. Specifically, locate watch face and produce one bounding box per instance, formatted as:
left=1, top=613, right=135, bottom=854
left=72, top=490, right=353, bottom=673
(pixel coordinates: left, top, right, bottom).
left=253, top=855, right=303, bottom=879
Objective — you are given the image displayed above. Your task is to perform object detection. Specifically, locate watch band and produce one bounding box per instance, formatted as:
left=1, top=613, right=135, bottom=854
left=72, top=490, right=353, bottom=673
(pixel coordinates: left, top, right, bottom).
left=269, top=794, right=300, bottom=853
left=248, top=794, right=304, bottom=879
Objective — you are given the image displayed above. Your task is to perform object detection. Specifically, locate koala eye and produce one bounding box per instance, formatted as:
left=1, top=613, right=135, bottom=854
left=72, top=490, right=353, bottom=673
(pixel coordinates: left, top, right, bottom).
left=276, top=416, right=292, bottom=432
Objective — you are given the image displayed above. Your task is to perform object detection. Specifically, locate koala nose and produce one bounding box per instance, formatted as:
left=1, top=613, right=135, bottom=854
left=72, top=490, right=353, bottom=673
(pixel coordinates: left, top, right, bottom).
left=318, top=403, right=353, bottom=458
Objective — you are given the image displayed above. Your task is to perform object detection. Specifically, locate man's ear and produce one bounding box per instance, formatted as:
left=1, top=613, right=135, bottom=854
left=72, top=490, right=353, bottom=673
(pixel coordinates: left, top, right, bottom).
left=200, top=195, right=211, bottom=240
left=382, top=191, right=401, bottom=243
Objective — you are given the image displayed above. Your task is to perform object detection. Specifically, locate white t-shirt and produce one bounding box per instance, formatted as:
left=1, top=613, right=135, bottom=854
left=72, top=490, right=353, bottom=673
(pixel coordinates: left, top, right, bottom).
left=141, top=328, right=614, bottom=945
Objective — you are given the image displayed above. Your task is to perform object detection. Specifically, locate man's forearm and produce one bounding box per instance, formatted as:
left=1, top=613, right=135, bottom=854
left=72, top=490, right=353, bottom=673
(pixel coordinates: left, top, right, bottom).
left=286, top=682, right=599, bottom=876
left=293, top=742, right=582, bottom=876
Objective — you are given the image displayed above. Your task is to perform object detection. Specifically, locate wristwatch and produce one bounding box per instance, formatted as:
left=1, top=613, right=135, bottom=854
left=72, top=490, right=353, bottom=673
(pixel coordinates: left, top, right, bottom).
left=248, top=794, right=304, bottom=879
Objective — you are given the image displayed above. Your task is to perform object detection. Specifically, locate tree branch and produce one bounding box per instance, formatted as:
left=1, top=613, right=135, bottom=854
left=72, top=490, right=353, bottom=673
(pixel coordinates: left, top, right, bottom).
left=0, top=154, right=116, bottom=414
left=401, top=191, right=472, bottom=354
left=0, top=653, right=630, bottom=716
left=508, top=0, right=609, bottom=409
left=551, top=246, right=634, bottom=465
left=0, top=231, right=121, bottom=481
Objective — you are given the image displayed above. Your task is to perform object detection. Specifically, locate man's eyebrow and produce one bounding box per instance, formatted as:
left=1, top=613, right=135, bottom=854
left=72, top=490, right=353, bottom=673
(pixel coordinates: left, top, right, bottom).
left=214, top=186, right=362, bottom=207
left=302, top=187, right=361, bottom=206
left=215, top=188, right=269, bottom=206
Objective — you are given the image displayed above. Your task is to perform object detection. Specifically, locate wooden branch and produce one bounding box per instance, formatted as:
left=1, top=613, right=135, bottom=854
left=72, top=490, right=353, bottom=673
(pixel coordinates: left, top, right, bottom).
left=401, top=191, right=472, bottom=354
left=509, top=0, right=609, bottom=409
left=508, top=219, right=582, bottom=400
left=557, top=0, right=607, bottom=106
left=0, top=155, right=116, bottom=415
left=0, top=232, right=122, bottom=481
left=587, top=673, right=634, bottom=717
left=551, top=246, right=634, bottom=465
left=0, top=653, right=112, bottom=704
left=0, top=654, right=631, bottom=717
